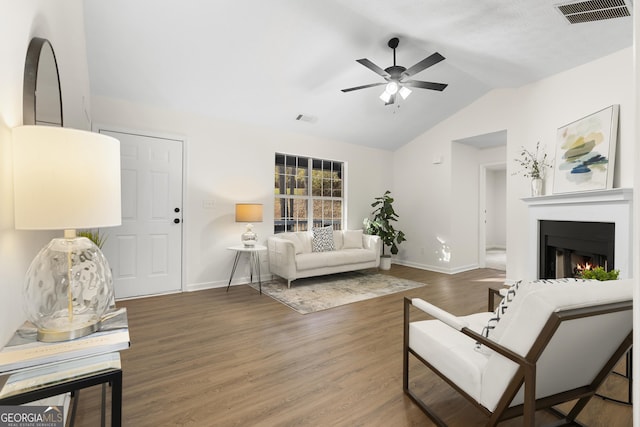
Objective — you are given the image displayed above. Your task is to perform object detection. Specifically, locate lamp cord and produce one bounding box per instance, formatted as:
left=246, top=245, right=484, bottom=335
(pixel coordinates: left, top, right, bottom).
left=67, top=247, right=74, bottom=322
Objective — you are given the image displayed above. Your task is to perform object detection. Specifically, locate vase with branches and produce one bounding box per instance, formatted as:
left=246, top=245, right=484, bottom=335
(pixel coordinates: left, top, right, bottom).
left=513, top=142, right=552, bottom=196
left=513, top=141, right=552, bottom=179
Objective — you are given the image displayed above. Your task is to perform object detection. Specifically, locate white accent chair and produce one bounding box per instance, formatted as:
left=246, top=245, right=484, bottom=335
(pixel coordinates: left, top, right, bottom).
left=403, top=279, right=633, bottom=426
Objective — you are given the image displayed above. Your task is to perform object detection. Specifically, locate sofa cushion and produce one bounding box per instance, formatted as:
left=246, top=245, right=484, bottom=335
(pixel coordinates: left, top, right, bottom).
left=333, top=230, right=344, bottom=250
left=325, top=249, right=375, bottom=266
left=410, top=312, right=493, bottom=403
left=278, top=233, right=304, bottom=254
left=343, top=230, right=363, bottom=249
left=312, top=226, right=335, bottom=252
left=294, top=248, right=377, bottom=271
left=295, top=252, right=329, bottom=270
left=297, top=232, right=313, bottom=253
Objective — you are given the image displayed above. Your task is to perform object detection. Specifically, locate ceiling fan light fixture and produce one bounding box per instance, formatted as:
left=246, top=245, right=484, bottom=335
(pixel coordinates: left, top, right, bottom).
left=399, top=86, right=412, bottom=100
left=379, top=91, right=392, bottom=103
left=385, top=81, right=399, bottom=95
left=342, top=37, right=447, bottom=103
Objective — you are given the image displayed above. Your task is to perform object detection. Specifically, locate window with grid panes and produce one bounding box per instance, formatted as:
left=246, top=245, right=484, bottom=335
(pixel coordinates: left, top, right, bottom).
left=274, top=153, right=343, bottom=233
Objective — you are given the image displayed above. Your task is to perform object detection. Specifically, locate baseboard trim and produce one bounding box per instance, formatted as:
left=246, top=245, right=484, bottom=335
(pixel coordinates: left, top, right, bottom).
left=186, top=281, right=226, bottom=292
left=393, top=260, right=479, bottom=275
left=186, top=274, right=272, bottom=292
left=115, top=289, right=182, bottom=301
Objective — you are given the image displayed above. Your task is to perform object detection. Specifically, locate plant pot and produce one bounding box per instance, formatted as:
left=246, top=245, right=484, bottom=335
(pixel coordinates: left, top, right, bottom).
left=379, top=256, right=391, bottom=270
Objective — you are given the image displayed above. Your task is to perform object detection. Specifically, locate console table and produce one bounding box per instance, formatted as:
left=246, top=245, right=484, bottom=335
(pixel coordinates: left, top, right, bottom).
left=0, top=308, right=130, bottom=426
left=0, top=353, right=122, bottom=426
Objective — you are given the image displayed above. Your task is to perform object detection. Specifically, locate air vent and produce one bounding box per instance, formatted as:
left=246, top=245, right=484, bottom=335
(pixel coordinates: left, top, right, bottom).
left=295, top=114, right=317, bottom=124
left=555, top=0, right=631, bottom=24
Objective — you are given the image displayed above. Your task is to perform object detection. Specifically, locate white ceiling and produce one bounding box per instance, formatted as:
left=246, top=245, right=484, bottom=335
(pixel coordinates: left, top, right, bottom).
left=82, top=0, right=632, bottom=151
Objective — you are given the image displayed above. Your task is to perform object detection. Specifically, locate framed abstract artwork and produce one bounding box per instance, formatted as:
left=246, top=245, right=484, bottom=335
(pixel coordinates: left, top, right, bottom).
left=552, top=105, right=619, bottom=194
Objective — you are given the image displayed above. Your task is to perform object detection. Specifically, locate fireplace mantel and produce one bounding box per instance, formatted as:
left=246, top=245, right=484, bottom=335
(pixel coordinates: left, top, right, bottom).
left=523, top=188, right=632, bottom=207
left=523, top=188, right=633, bottom=279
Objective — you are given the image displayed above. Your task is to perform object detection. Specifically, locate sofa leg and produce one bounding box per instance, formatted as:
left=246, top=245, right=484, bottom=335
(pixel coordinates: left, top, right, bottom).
left=287, top=279, right=291, bottom=288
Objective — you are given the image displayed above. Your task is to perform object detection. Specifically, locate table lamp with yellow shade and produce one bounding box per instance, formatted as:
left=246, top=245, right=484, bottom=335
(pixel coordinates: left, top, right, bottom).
left=235, top=203, right=263, bottom=247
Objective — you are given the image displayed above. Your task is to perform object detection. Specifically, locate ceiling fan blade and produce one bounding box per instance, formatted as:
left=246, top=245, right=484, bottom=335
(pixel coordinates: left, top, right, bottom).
left=403, top=80, right=448, bottom=91
left=385, top=93, right=396, bottom=106
left=341, top=82, right=386, bottom=93
left=356, top=58, right=390, bottom=78
left=402, top=52, right=445, bottom=77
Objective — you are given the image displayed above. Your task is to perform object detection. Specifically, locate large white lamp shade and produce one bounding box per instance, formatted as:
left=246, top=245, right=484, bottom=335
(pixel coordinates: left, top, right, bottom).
left=13, top=126, right=121, bottom=230
left=12, top=126, right=122, bottom=342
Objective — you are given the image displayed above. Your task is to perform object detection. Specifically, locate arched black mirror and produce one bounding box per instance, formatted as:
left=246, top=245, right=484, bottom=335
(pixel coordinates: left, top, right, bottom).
left=23, top=37, right=63, bottom=126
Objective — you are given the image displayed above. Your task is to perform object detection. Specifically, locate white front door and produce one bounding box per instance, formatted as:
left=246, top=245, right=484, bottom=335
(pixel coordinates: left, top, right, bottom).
left=99, top=129, right=183, bottom=299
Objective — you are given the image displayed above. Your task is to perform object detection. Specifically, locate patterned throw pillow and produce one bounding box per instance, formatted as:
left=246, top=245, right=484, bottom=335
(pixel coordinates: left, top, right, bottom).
left=479, top=280, right=522, bottom=342
left=312, top=226, right=335, bottom=252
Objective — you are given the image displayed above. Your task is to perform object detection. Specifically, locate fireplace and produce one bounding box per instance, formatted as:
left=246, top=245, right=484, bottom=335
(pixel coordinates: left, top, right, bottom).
left=524, top=188, right=632, bottom=280
left=539, top=220, right=614, bottom=279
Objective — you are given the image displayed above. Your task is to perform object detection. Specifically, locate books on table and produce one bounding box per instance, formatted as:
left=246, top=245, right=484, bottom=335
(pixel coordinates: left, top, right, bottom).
left=0, top=352, right=121, bottom=399
left=0, top=308, right=130, bottom=374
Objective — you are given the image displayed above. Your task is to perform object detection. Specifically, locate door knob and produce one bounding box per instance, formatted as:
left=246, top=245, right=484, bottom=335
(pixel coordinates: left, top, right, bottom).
left=174, top=207, right=180, bottom=213
left=174, top=218, right=180, bottom=224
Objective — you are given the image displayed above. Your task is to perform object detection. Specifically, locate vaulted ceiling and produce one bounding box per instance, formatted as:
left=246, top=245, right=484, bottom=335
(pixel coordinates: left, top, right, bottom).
left=83, top=0, right=632, bottom=151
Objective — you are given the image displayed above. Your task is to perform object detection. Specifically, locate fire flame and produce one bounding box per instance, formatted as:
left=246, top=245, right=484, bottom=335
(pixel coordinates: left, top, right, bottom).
left=576, top=262, right=597, bottom=272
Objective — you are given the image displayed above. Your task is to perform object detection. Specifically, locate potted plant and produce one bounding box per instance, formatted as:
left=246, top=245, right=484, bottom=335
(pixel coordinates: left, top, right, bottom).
left=578, top=266, right=620, bottom=281
left=364, top=190, right=406, bottom=270
left=513, top=141, right=552, bottom=196
left=78, top=229, right=107, bottom=249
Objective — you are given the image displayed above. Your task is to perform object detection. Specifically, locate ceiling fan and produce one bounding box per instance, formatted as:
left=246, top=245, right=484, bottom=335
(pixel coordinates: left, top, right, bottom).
left=341, top=37, right=448, bottom=105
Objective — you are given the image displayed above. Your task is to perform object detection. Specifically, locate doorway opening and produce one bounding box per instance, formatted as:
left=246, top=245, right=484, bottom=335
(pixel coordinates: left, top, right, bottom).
left=481, top=164, right=507, bottom=270
left=453, top=129, right=507, bottom=271
left=98, top=128, right=184, bottom=299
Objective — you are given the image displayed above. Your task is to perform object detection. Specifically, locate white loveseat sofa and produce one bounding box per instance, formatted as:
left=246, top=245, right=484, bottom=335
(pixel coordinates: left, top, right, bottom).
left=267, top=228, right=381, bottom=287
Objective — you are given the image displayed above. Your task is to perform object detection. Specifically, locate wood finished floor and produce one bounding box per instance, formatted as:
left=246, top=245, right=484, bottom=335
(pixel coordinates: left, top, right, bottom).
left=73, top=266, right=632, bottom=426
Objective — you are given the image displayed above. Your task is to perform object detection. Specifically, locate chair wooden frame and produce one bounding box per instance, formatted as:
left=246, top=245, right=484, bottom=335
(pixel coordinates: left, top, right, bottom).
left=403, top=295, right=633, bottom=427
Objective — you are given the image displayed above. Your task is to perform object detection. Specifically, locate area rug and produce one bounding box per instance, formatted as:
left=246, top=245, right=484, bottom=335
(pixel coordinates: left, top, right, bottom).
left=249, top=271, right=426, bottom=314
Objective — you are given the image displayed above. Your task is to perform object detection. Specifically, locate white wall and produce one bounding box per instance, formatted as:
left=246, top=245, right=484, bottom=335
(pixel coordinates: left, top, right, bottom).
left=393, top=89, right=514, bottom=273
left=90, top=97, right=391, bottom=291
left=0, top=0, right=92, bottom=346
left=393, top=48, right=634, bottom=280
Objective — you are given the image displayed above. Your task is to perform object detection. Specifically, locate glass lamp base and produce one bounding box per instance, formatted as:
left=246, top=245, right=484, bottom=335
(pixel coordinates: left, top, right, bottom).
left=241, top=225, right=257, bottom=247
left=23, top=236, right=114, bottom=343
left=242, top=239, right=257, bottom=247
left=37, top=313, right=99, bottom=342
